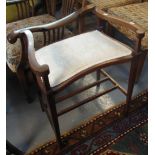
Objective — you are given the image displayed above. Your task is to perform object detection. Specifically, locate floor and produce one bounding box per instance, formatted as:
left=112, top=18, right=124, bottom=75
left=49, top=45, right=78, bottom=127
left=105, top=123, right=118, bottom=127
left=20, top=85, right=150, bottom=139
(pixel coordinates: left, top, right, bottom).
left=6, top=14, right=148, bottom=154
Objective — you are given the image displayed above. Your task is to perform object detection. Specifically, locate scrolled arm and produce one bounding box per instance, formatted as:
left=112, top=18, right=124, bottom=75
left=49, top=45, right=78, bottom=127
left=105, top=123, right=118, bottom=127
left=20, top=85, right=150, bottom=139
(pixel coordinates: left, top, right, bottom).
left=20, top=30, right=49, bottom=75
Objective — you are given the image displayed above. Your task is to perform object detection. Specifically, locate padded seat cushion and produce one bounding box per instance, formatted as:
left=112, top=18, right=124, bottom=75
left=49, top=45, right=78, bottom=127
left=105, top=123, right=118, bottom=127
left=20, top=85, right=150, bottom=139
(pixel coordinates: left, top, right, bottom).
left=6, top=14, right=73, bottom=72
left=87, top=0, right=141, bottom=10
left=36, top=30, right=132, bottom=87
left=108, top=2, right=148, bottom=50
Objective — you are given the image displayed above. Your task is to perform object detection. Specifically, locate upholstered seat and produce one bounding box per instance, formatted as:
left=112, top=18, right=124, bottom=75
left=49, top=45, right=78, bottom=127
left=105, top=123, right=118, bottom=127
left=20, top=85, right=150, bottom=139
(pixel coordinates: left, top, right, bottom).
left=6, top=14, right=73, bottom=72
left=87, top=0, right=141, bottom=11
left=36, top=30, right=132, bottom=87
left=108, top=2, right=148, bottom=50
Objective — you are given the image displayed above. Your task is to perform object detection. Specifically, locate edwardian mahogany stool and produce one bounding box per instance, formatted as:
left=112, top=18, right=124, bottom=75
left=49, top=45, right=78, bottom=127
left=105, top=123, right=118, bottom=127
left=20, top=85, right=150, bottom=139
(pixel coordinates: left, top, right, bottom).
left=8, top=5, right=145, bottom=148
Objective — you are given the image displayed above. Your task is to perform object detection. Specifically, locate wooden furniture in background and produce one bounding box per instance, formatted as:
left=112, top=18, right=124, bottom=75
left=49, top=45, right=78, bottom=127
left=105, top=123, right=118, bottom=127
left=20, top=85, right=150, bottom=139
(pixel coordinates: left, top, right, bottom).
left=79, top=0, right=142, bottom=11
left=8, top=5, right=145, bottom=148
left=6, top=0, right=42, bottom=23
left=107, top=2, right=148, bottom=80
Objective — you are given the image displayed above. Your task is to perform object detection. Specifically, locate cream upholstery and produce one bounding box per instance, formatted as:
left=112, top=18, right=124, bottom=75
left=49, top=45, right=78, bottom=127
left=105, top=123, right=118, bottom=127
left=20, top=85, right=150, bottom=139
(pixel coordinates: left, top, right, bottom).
left=36, top=30, right=132, bottom=87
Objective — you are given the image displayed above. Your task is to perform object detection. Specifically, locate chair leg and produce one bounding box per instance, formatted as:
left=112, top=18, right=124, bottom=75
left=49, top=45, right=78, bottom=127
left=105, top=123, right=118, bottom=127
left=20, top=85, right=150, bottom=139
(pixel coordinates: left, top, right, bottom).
left=16, top=68, right=33, bottom=103
left=78, top=15, right=85, bottom=34
left=36, top=88, right=45, bottom=112
left=126, top=56, right=140, bottom=115
left=96, top=69, right=101, bottom=88
left=107, top=23, right=115, bottom=38
left=32, top=74, right=45, bottom=112
left=48, top=95, right=64, bottom=148
left=135, top=52, right=147, bottom=82
left=97, top=17, right=104, bottom=31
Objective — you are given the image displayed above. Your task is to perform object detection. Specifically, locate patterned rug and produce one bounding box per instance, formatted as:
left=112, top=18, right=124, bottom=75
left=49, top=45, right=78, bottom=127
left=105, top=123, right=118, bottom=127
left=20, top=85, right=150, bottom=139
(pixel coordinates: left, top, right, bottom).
left=92, top=123, right=148, bottom=155
left=27, top=90, right=148, bottom=155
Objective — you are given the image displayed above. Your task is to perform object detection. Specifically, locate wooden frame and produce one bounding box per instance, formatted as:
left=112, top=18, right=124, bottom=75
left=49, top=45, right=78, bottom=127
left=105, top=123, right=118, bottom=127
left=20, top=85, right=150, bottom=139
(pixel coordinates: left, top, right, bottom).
left=7, top=6, right=145, bottom=149
left=94, top=8, right=146, bottom=112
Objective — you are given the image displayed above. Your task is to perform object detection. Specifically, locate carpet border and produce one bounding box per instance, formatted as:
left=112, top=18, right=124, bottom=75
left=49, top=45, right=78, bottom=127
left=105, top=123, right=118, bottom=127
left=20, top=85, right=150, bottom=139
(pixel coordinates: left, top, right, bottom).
left=89, top=119, right=148, bottom=155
